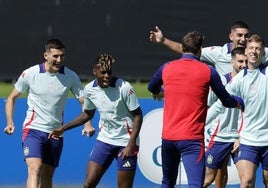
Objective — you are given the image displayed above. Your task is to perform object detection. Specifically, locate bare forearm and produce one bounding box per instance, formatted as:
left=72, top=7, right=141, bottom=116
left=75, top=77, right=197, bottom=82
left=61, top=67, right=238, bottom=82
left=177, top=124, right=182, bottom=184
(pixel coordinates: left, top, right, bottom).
left=5, top=98, right=15, bottom=125
left=128, top=114, right=143, bottom=145
left=163, top=38, right=183, bottom=55
left=63, top=112, right=91, bottom=131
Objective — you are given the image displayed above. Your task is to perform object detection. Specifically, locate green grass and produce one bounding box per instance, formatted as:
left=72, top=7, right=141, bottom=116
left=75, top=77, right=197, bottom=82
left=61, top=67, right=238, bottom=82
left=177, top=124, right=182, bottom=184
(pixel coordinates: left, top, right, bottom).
left=0, top=82, right=151, bottom=98
left=0, top=82, right=15, bottom=98
left=130, top=82, right=151, bottom=98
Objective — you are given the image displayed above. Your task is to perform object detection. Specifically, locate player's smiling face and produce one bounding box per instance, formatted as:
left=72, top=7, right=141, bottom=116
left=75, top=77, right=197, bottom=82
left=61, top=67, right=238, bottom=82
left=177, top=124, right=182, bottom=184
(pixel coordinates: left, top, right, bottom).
left=229, top=28, right=250, bottom=49
left=93, top=65, right=112, bottom=88
left=245, top=41, right=264, bottom=69
left=44, top=48, right=65, bottom=73
left=231, top=54, right=247, bottom=73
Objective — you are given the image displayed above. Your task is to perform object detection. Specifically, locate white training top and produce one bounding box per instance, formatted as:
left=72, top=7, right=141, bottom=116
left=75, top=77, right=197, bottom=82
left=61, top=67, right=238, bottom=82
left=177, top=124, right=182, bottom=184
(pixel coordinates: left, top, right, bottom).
left=201, top=43, right=268, bottom=76
left=213, top=67, right=268, bottom=146
left=83, top=77, right=140, bottom=146
left=15, top=63, right=84, bottom=133
left=204, top=43, right=268, bottom=143
left=206, top=74, right=241, bottom=142
left=201, top=43, right=233, bottom=76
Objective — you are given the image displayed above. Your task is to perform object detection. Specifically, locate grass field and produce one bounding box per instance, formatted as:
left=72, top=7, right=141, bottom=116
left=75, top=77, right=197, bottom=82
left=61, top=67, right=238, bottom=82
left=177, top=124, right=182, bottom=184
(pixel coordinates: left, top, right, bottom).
left=0, top=81, right=151, bottom=98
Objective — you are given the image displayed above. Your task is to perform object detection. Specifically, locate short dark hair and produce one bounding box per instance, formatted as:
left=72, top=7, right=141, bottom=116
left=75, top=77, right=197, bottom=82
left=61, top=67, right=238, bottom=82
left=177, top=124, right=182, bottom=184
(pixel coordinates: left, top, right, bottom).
left=231, top=21, right=250, bottom=31
left=182, top=31, right=204, bottom=55
left=45, top=39, right=65, bottom=52
left=231, top=47, right=245, bottom=58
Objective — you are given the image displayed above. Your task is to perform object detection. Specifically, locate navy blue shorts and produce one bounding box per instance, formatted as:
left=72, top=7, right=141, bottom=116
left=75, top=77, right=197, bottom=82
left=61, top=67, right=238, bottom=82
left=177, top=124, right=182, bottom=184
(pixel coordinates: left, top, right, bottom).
left=22, top=129, right=63, bottom=167
left=205, top=141, right=237, bottom=169
left=238, top=143, right=268, bottom=170
left=89, top=140, right=138, bottom=171
left=161, top=139, right=205, bottom=188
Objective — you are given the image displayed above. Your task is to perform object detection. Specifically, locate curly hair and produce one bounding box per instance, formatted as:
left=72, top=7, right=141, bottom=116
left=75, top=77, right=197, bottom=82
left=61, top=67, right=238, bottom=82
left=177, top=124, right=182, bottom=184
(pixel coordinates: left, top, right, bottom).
left=95, top=53, right=115, bottom=71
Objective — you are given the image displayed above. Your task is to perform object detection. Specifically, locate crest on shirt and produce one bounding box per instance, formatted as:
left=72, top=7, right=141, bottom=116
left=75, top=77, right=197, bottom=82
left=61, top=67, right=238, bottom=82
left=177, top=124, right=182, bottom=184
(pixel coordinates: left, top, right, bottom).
left=206, top=154, right=214, bottom=164
left=48, top=82, right=56, bottom=93
left=249, top=84, right=257, bottom=95
left=23, top=146, right=30, bottom=156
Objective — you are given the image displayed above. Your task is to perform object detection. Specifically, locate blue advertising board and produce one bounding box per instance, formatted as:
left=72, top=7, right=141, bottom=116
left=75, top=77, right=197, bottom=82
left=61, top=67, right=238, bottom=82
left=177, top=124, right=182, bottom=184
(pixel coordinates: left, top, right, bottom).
left=0, top=98, right=263, bottom=187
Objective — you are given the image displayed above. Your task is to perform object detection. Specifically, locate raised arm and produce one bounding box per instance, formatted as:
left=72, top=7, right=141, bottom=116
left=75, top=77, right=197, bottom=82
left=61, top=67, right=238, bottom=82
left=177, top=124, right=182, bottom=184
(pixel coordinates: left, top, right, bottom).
left=150, top=26, right=183, bottom=55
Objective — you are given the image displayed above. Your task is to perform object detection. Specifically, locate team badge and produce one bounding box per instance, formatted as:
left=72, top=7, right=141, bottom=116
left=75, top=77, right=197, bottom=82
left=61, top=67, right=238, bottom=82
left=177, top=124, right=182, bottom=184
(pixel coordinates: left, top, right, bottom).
left=249, top=84, right=257, bottom=95
left=48, top=82, right=56, bottom=93
left=24, top=146, right=30, bottom=156
left=206, top=154, right=214, bottom=164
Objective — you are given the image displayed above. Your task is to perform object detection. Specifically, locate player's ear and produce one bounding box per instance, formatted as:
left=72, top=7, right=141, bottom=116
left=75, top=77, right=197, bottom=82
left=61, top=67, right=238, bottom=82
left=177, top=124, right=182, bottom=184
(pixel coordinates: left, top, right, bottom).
left=92, top=67, right=97, bottom=76
left=43, top=52, right=48, bottom=60
left=229, top=32, right=233, bottom=41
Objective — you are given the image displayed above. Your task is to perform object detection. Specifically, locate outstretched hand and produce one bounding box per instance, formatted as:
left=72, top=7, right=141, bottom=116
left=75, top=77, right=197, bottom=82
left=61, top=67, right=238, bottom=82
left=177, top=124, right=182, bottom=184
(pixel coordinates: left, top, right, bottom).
left=149, top=26, right=165, bottom=43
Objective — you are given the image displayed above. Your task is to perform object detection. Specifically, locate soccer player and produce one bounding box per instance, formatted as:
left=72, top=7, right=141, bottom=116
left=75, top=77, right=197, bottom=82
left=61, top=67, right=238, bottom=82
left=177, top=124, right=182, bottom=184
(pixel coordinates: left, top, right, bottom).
left=204, top=47, right=247, bottom=188
left=49, top=53, right=143, bottom=188
left=149, top=21, right=268, bottom=75
left=211, top=34, right=268, bottom=188
left=4, top=39, right=86, bottom=188
left=147, top=31, right=244, bottom=188
left=149, top=20, right=268, bottom=187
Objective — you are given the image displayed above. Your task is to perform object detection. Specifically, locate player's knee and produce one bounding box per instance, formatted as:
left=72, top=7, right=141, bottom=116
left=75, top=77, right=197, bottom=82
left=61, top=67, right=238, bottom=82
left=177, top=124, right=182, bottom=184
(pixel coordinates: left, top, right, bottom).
left=84, top=178, right=99, bottom=188
left=203, top=173, right=215, bottom=187
left=203, top=179, right=213, bottom=188
left=83, top=182, right=95, bottom=188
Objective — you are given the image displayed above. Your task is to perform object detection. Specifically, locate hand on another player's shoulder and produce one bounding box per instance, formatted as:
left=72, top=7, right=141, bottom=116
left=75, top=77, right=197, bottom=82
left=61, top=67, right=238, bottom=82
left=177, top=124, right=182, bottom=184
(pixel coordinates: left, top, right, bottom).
left=234, top=96, right=245, bottom=112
